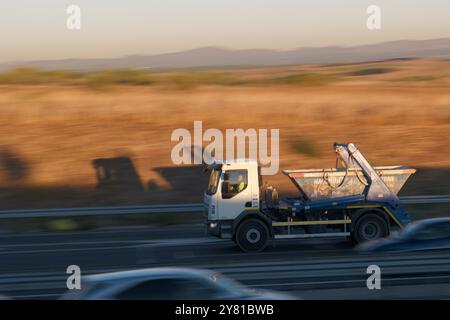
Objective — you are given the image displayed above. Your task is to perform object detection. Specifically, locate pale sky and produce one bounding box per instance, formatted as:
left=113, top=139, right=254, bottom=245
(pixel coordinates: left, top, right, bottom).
left=0, top=0, right=449, bottom=63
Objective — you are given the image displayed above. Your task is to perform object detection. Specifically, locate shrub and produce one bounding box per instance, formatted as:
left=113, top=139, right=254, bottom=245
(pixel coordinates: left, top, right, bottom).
left=290, top=138, right=320, bottom=157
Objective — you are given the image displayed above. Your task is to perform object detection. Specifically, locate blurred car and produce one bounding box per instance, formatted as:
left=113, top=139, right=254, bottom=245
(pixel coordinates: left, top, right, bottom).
left=356, top=217, right=450, bottom=253
left=61, top=267, right=297, bottom=300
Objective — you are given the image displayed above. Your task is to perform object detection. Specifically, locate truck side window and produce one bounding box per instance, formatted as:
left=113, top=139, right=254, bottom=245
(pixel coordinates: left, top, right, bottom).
left=206, top=169, right=221, bottom=195
left=222, top=170, right=248, bottom=199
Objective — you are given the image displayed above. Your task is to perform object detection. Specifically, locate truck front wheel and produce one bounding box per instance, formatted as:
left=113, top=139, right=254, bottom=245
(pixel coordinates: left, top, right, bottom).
left=235, top=218, right=269, bottom=252
left=352, top=213, right=388, bottom=244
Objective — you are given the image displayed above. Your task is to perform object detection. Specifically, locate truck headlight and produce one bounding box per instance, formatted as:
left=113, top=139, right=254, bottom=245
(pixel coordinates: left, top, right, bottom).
left=209, top=222, right=217, bottom=229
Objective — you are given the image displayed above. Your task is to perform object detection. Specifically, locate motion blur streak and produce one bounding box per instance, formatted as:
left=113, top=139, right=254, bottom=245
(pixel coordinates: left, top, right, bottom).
left=0, top=224, right=449, bottom=299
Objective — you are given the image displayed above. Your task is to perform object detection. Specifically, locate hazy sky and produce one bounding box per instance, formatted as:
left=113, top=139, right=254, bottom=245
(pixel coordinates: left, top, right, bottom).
left=0, top=0, right=449, bottom=62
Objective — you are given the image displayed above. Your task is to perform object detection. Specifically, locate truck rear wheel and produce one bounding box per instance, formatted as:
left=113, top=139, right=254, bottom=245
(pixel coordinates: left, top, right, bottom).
left=352, top=213, right=388, bottom=244
left=236, top=218, right=269, bottom=252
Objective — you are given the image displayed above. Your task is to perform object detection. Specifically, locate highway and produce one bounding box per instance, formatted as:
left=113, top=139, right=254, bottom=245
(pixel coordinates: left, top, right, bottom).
left=1, top=224, right=449, bottom=300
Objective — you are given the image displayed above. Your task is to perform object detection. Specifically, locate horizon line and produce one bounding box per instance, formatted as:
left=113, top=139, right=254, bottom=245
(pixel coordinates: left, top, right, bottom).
left=2, top=36, right=449, bottom=66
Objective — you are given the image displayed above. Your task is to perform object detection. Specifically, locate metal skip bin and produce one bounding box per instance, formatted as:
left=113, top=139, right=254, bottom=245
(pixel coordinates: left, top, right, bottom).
left=283, top=166, right=416, bottom=200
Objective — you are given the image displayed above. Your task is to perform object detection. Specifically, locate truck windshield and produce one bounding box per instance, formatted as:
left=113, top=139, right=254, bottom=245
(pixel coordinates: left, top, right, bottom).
left=207, top=169, right=221, bottom=195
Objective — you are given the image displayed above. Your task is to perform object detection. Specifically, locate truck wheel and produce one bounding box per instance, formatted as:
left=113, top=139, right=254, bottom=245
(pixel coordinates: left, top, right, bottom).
left=352, top=213, right=388, bottom=244
left=236, top=218, right=269, bottom=252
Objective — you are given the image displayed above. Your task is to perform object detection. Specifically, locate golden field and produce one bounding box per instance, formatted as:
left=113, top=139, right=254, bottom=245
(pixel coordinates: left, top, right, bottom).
left=0, top=59, right=449, bottom=213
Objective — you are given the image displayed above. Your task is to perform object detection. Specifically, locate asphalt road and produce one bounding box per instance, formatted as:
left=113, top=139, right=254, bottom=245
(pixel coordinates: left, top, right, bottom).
left=0, top=224, right=449, bottom=299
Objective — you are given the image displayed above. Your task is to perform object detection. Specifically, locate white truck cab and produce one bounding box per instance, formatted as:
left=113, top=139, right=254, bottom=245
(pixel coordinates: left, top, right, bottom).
left=204, top=159, right=261, bottom=238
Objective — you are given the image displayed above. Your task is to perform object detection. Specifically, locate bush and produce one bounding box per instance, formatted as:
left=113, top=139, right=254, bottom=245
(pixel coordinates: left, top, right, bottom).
left=0, top=68, right=82, bottom=85
left=252, top=73, right=337, bottom=86
left=163, top=71, right=243, bottom=89
left=85, top=69, right=155, bottom=88
left=45, top=219, right=79, bottom=232
left=390, top=75, right=439, bottom=82
left=346, top=68, right=394, bottom=76
left=290, top=138, right=320, bottom=157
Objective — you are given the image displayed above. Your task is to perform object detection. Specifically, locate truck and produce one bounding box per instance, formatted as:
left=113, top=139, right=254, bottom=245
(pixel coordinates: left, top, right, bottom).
left=204, top=143, right=416, bottom=252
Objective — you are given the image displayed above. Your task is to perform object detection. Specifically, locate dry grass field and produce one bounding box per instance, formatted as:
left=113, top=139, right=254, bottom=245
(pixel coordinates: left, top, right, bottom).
left=0, top=59, right=449, bottom=215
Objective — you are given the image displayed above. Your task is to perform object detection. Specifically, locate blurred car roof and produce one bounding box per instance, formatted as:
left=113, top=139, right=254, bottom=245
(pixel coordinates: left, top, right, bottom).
left=412, top=217, right=450, bottom=225
left=403, top=217, right=450, bottom=231
left=84, top=267, right=221, bottom=283
left=63, top=267, right=298, bottom=300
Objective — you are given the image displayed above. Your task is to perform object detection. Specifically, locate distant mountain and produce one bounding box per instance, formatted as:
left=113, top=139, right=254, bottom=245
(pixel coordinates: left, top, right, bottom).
left=1, top=38, right=449, bottom=71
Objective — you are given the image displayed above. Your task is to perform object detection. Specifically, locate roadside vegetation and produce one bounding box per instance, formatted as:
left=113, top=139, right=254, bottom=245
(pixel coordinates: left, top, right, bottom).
left=290, top=138, right=321, bottom=157
left=0, top=67, right=340, bottom=88
left=0, top=61, right=448, bottom=89
left=346, top=67, right=395, bottom=76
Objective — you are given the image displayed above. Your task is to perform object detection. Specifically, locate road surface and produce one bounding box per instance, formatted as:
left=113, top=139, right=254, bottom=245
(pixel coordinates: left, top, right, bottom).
left=0, top=224, right=449, bottom=299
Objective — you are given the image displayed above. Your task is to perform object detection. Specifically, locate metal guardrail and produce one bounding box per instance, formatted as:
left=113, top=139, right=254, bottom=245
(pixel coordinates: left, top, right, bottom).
left=398, top=195, right=450, bottom=204
left=0, top=195, right=449, bottom=219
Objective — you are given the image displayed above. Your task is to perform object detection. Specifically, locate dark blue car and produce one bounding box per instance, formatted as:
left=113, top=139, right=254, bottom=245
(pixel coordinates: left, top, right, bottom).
left=356, top=217, right=450, bottom=253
